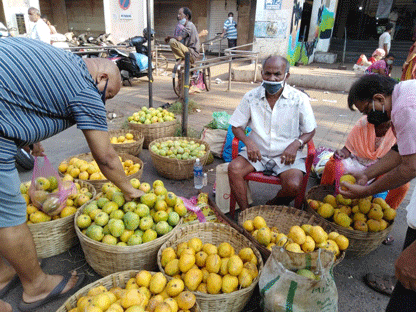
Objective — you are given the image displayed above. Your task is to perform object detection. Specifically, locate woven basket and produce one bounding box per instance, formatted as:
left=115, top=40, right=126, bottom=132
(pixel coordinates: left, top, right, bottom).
left=305, top=185, right=394, bottom=257
left=28, top=180, right=96, bottom=258
left=60, top=152, right=143, bottom=190
left=75, top=198, right=183, bottom=276
left=128, top=119, right=177, bottom=148
left=108, top=129, right=144, bottom=156
left=237, top=205, right=346, bottom=265
left=157, top=222, right=263, bottom=312
left=149, top=137, right=211, bottom=180
left=57, top=270, right=201, bottom=312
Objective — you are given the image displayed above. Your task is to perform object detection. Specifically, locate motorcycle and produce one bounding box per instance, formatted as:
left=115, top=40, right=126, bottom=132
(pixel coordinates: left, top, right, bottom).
left=108, top=28, right=154, bottom=85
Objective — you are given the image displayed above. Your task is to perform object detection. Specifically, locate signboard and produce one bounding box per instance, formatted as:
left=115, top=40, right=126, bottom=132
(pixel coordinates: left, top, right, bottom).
left=254, top=20, right=287, bottom=38
left=265, top=0, right=282, bottom=10
left=120, top=12, right=133, bottom=19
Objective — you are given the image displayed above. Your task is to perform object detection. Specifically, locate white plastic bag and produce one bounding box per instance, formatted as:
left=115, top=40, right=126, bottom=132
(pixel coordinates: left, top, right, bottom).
left=215, top=163, right=252, bottom=214
left=260, top=247, right=338, bottom=312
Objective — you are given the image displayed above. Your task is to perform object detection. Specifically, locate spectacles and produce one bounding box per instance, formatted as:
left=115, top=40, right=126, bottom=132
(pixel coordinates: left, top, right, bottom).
left=263, top=159, right=276, bottom=176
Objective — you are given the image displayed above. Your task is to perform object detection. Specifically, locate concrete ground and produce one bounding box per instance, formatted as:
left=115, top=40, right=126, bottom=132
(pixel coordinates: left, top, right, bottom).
left=4, top=61, right=412, bottom=312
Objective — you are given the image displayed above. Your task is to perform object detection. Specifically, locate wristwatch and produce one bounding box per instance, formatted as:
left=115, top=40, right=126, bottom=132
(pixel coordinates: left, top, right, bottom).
left=295, top=138, right=304, bottom=148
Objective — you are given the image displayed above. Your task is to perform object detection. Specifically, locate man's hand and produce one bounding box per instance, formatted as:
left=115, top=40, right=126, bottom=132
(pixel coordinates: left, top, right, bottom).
left=395, top=240, right=416, bottom=291
left=280, top=141, right=299, bottom=165
left=246, top=141, right=261, bottom=162
left=164, top=36, right=171, bottom=43
left=125, top=189, right=145, bottom=202
left=334, top=148, right=349, bottom=160
left=31, top=142, right=45, bottom=157
left=338, top=181, right=370, bottom=199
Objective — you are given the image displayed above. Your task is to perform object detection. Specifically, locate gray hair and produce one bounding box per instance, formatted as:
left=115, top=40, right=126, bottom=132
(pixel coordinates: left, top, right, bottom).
left=262, top=55, right=290, bottom=73
left=28, top=7, right=40, bottom=16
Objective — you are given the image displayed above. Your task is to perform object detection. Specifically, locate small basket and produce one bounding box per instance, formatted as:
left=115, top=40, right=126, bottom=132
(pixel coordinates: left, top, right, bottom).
left=149, top=137, right=210, bottom=180
left=75, top=197, right=183, bottom=276
left=305, top=185, right=394, bottom=257
left=60, top=152, right=143, bottom=190
left=108, top=129, right=144, bottom=156
left=157, top=222, right=263, bottom=312
left=57, top=270, right=201, bottom=312
left=128, top=119, right=177, bottom=148
left=28, top=180, right=96, bottom=258
left=237, top=205, right=346, bottom=265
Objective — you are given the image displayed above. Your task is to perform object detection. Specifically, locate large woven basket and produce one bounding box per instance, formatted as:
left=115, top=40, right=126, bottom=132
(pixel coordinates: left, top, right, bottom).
left=149, top=137, right=210, bottom=180
left=60, top=152, right=143, bottom=190
left=108, top=129, right=144, bottom=156
left=237, top=205, right=346, bottom=265
left=128, top=119, right=177, bottom=148
left=75, top=199, right=183, bottom=276
left=157, top=222, right=263, bottom=312
left=57, top=270, right=201, bottom=312
left=28, top=180, right=96, bottom=258
left=305, top=185, right=394, bottom=257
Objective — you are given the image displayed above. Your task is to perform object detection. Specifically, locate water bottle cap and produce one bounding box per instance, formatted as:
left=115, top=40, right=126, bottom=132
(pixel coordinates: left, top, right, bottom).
left=196, top=158, right=200, bottom=162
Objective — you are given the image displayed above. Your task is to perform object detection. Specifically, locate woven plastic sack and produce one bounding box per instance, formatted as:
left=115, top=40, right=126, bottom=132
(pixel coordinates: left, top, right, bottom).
left=28, top=156, right=76, bottom=216
left=260, top=247, right=338, bottom=312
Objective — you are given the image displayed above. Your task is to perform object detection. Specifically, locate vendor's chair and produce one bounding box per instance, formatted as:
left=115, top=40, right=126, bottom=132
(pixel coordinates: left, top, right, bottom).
left=229, top=138, right=316, bottom=218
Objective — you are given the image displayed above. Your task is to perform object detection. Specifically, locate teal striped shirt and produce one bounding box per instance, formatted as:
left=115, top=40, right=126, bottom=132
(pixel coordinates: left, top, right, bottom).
left=223, top=19, right=237, bottom=40
left=0, top=38, right=107, bottom=171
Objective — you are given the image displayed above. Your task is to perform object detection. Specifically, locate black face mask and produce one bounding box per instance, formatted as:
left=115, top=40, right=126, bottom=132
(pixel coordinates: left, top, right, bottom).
left=96, top=79, right=109, bottom=104
left=367, top=101, right=390, bottom=126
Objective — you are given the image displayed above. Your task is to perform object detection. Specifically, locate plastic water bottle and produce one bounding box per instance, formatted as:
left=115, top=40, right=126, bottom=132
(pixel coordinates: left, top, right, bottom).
left=193, top=158, right=203, bottom=189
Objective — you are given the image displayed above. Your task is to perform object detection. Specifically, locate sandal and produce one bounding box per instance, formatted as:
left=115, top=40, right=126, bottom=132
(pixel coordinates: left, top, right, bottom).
left=383, top=236, right=395, bottom=245
left=18, top=271, right=85, bottom=311
left=363, top=273, right=396, bottom=296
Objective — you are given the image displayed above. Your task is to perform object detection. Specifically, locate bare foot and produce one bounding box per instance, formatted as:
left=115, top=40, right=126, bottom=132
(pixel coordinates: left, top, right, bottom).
left=0, top=266, right=16, bottom=291
left=22, top=271, right=80, bottom=304
left=0, top=300, right=12, bottom=312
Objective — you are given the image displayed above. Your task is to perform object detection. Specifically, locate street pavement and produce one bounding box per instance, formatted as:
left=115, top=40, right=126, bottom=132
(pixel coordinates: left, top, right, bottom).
left=4, top=61, right=412, bottom=312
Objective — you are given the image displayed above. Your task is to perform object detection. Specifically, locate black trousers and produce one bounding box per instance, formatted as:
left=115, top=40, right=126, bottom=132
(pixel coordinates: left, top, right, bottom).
left=228, top=39, right=237, bottom=48
left=386, top=227, right=416, bottom=311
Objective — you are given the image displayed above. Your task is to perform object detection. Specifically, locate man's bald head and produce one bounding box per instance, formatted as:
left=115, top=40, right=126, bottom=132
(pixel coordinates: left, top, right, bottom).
left=262, top=55, right=290, bottom=74
left=84, top=58, right=122, bottom=100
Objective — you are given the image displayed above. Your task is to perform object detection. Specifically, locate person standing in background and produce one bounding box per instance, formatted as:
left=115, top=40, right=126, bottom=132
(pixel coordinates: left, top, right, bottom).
left=28, top=7, right=50, bottom=44
left=379, top=23, right=393, bottom=55
left=388, top=7, right=399, bottom=39
left=221, top=12, right=238, bottom=48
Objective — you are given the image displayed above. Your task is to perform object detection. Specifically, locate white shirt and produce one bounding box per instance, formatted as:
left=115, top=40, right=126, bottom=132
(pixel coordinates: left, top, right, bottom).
left=229, top=84, right=317, bottom=158
left=378, top=31, right=391, bottom=53
left=30, top=19, right=51, bottom=44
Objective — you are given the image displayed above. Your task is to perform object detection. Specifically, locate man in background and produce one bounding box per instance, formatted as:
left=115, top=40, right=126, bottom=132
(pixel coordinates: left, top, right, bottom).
left=28, top=7, right=50, bottom=44
left=221, top=12, right=238, bottom=48
left=379, top=22, right=393, bottom=55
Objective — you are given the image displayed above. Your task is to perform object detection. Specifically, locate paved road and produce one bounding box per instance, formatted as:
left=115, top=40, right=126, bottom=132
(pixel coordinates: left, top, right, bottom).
left=4, top=63, right=411, bottom=312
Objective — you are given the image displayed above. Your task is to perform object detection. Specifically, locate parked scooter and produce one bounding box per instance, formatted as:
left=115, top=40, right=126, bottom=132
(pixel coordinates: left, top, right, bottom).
left=108, top=28, right=154, bottom=85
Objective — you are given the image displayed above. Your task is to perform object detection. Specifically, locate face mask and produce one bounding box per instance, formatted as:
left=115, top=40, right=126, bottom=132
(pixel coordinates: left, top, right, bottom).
left=386, top=59, right=393, bottom=65
left=262, top=75, right=286, bottom=95
left=96, top=79, right=109, bottom=104
left=179, top=18, right=186, bottom=25
left=228, top=17, right=233, bottom=22
left=367, top=100, right=390, bottom=126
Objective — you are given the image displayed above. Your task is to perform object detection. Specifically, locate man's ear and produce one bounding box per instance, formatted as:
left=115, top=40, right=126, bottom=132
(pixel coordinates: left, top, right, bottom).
left=285, top=72, right=290, bottom=80
left=96, top=73, right=109, bottom=84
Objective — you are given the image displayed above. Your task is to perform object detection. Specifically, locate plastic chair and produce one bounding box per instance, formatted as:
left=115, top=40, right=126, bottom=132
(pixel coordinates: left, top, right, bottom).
left=229, top=138, right=316, bottom=218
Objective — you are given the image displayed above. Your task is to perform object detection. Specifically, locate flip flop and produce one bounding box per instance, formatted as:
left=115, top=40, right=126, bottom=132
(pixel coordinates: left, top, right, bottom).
left=18, top=272, right=85, bottom=312
left=0, top=259, right=44, bottom=299
left=363, top=273, right=396, bottom=296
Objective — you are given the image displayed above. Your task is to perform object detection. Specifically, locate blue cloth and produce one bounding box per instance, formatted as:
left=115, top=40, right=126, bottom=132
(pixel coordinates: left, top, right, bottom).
left=0, top=37, right=108, bottom=171
left=0, top=167, right=27, bottom=227
left=223, top=19, right=237, bottom=40
left=133, top=52, right=149, bottom=71
left=223, top=125, right=251, bottom=162
left=373, top=191, right=388, bottom=200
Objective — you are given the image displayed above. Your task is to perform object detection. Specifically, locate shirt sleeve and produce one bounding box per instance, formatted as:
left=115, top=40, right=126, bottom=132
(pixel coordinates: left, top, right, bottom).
left=179, top=26, right=191, bottom=39
left=298, top=92, right=317, bottom=134
left=68, top=87, right=108, bottom=131
left=392, top=105, right=416, bottom=155
left=223, top=21, right=228, bottom=30
left=229, top=93, right=251, bottom=129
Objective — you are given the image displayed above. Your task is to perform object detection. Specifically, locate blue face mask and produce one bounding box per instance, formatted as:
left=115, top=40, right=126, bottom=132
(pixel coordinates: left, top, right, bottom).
left=262, top=75, right=286, bottom=95
left=179, top=18, right=186, bottom=25
left=96, top=79, right=109, bottom=104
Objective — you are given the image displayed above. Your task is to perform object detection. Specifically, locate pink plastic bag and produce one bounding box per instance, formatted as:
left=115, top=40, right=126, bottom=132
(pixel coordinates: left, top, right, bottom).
left=28, top=156, right=76, bottom=216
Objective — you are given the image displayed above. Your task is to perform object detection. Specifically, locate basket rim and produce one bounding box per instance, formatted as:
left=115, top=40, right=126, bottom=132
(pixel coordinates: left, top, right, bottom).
left=74, top=192, right=183, bottom=251
left=128, top=118, right=178, bottom=129
left=237, top=205, right=346, bottom=264
left=27, top=179, right=96, bottom=228
left=157, top=222, right=264, bottom=299
left=108, top=129, right=144, bottom=147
